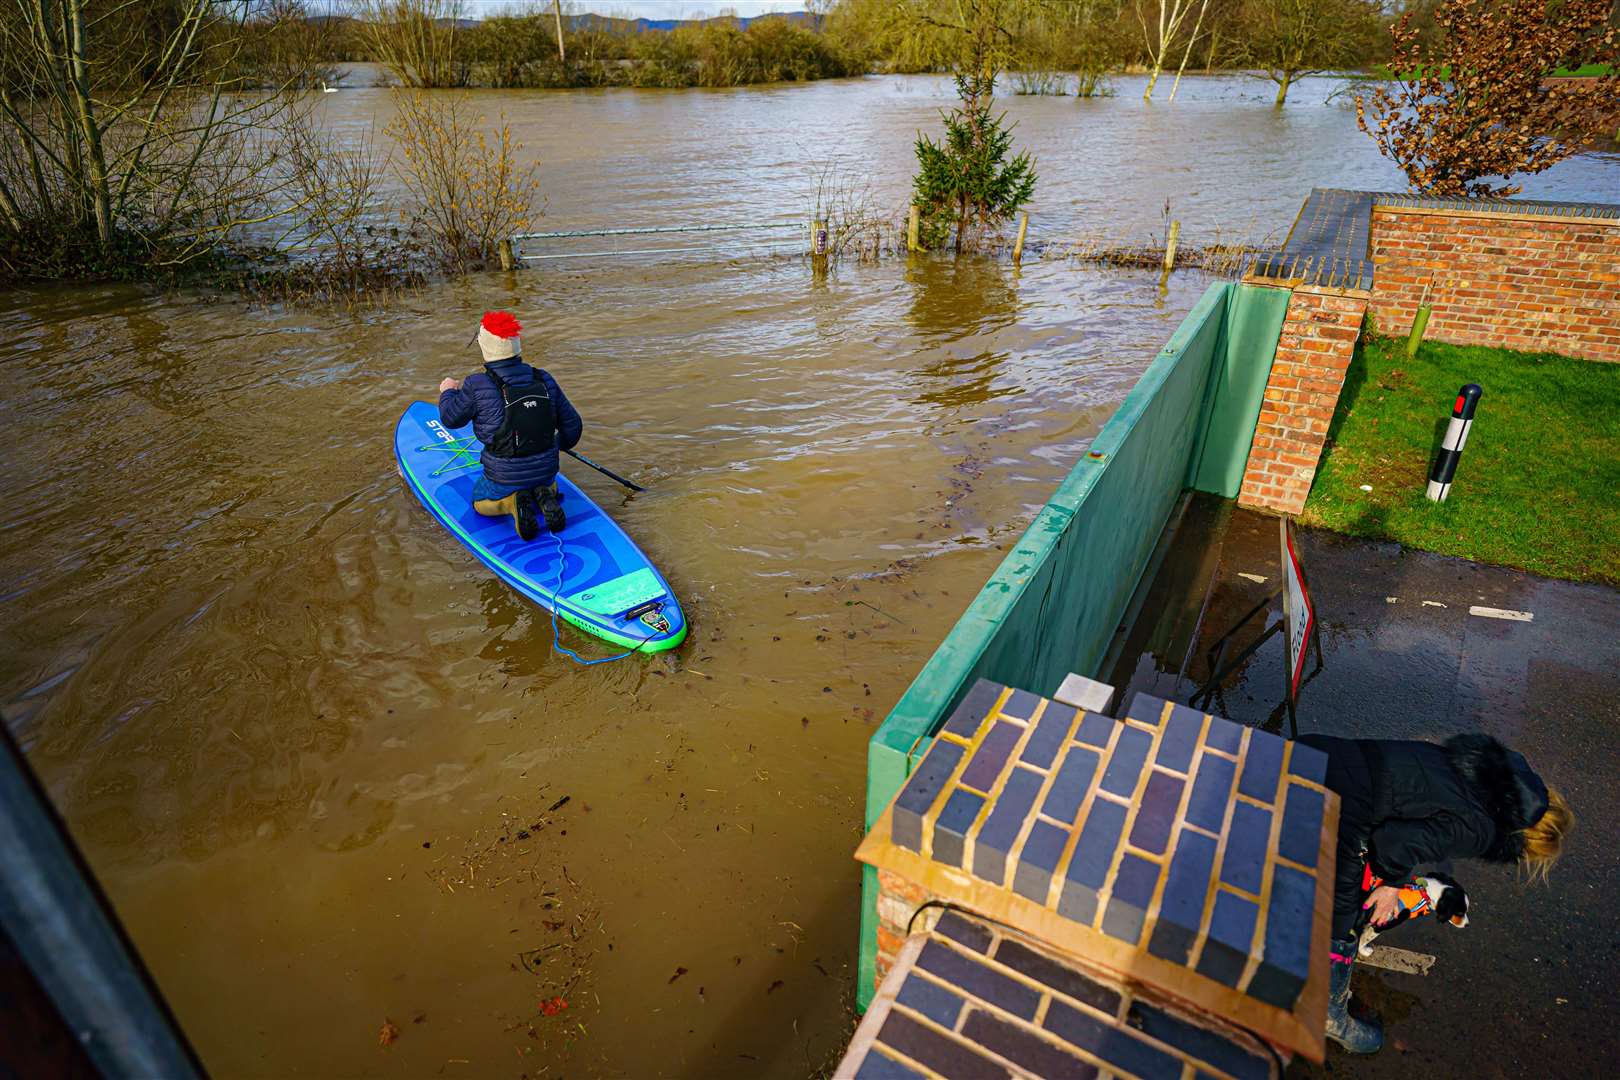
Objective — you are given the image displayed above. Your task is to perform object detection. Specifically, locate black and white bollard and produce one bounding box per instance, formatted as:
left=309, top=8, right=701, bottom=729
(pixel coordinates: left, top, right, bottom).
left=1427, top=383, right=1482, bottom=502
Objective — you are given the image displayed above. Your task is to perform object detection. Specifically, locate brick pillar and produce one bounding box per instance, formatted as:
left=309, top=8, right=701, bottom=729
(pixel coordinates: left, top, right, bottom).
left=874, top=868, right=929, bottom=987
left=1238, top=285, right=1368, bottom=515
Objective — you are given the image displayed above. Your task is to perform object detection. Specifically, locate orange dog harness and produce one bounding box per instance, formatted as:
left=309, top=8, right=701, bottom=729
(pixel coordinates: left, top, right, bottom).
left=1361, top=863, right=1434, bottom=920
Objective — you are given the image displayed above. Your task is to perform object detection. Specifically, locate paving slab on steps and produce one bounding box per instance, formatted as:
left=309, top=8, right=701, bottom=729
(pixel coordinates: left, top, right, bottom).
left=839, top=910, right=1279, bottom=1080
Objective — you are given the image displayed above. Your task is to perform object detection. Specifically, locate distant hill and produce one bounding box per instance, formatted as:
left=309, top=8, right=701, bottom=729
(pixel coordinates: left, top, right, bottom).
left=570, top=11, right=815, bottom=33
left=309, top=10, right=817, bottom=34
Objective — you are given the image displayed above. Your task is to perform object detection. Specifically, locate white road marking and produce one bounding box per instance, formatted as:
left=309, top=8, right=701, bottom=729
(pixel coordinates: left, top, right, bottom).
left=1385, top=596, right=1399, bottom=604
left=1238, top=572, right=1268, bottom=584
left=1360, top=945, right=1436, bottom=975
left=1469, top=606, right=1533, bottom=622
left=1422, top=600, right=1446, bottom=608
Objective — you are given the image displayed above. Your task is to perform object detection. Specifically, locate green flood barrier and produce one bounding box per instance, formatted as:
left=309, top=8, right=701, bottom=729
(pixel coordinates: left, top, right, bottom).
left=855, top=280, right=1290, bottom=1008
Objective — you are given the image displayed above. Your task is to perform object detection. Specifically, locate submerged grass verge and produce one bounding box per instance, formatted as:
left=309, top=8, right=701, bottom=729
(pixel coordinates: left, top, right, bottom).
left=1302, top=335, right=1620, bottom=585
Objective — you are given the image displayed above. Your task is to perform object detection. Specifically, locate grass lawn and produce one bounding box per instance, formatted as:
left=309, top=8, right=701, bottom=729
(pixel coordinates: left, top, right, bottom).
left=1301, top=335, right=1620, bottom=585
left=1552, top=62, right=1615, bottom=77
left=1361, top=63, right=1615, bottom=79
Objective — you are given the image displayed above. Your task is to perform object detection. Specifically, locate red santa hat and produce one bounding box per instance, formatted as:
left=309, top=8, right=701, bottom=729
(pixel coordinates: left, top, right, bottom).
left=477, top=310, right=522, bottom=362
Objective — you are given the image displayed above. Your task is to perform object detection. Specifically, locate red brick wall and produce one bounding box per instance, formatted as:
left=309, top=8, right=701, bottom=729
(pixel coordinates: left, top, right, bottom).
left=874, top=868, right=930, bottom=990
left=1369, top=207, right=1620, bottom=363
left=1238, top=286, right=1368, bottom=516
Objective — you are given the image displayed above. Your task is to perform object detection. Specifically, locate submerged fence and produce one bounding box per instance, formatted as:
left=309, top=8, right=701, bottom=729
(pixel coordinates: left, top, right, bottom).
left=854, top=280, right=1291, bottom=1007
left=505, top=215, right=1276, bottom=273
left=508, top=222, right=813, bottom=265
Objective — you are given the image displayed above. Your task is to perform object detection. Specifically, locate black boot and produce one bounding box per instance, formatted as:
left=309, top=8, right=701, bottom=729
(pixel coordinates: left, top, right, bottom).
left=512, top=489, right=539, bottom=541
left=537, top=487, right=565, bottom=534
left=1326, top=938, right=1383, bottom=1054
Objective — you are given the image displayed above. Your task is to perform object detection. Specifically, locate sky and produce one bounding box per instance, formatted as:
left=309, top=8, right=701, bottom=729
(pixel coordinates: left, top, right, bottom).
left=455, top=0, right=809, bottom=18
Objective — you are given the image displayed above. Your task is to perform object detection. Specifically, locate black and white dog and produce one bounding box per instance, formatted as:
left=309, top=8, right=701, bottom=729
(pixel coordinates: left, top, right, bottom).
left=1356, top=871, right=1470, bottom=957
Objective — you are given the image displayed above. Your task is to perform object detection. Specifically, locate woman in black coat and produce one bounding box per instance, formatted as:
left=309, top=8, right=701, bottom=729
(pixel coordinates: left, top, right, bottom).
left=1296, top=732, right=1573, bottom=1054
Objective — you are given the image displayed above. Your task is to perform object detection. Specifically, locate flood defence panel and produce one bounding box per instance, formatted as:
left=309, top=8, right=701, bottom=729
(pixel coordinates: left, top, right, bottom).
left=1191, top=284, right=1292, bottom=497
left=856, top=280, right=1288, bottom=1008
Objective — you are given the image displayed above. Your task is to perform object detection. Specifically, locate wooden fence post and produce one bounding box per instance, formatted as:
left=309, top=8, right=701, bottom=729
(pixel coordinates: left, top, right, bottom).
left=1012, top=212, right=1029, bottom=265
left=1406, top=282, right=1434, bottom=358
left=499, top=237, right=516, bottom=272
left=1406, top=305, right=1432, bottom=358
left=1159, top=219, right=1180, bottom=287
left=907, top=205, right=920, bottom=253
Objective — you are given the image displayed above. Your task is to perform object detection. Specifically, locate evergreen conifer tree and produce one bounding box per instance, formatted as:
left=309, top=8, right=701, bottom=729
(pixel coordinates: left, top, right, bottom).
left=911, top=67, right=1037, bottom=254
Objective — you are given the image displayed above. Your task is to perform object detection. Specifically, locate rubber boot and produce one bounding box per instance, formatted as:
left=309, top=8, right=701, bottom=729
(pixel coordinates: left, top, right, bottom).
left=537, top=486, right=565, bottom=534
left=473, top=493, right=532, bottom=541
left=512, top=490, right=539, bottom=541
left=1326, top=939, right=1383, bottom=1054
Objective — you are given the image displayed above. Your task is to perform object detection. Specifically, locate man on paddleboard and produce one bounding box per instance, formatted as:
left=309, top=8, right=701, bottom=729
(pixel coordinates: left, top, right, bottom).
left=437, top=311, right=583, bottom=541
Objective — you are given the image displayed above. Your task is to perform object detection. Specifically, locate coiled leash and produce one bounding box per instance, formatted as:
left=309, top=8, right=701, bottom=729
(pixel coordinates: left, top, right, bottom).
left=547, top=530, right=658, bottom=666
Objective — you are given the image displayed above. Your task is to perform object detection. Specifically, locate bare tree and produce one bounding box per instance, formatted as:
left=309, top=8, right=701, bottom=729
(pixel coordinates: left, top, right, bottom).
left=806, top=0, right=837, bottom=33
left=1066, top=0, right=1129, bottom=98
left=1198, top=0, right=1243, bottom=73
left=276, top=120, right=393, bottom=281
left=848, top=0, right=1035, bottom=75
left=1137, top=0, right=1204, bottom=101
left=1236, top=0, right=1380, bottom=106
left=354, top=0, right=470, bottom=87
left=1011, top=0, right=1126, bottom=98
left=0, top=0, right=314, bottom=267
left=385, top=92, right=542, bottom=271
left=1357, top=0, right=1619, bottom=196
left=250, top=0, right=346, bottom=89
left=1165, top=0, right=1210, bottom=103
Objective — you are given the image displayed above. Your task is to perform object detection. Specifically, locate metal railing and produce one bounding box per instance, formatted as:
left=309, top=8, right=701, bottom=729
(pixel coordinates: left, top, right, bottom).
left=510, top=221, right=811, bottom=264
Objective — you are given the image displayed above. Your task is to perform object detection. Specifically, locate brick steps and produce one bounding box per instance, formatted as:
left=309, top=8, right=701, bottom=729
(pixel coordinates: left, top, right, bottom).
left=856, top=680, right=1337, bottom=1063
left=841, top=910, right=1279, bottom=1080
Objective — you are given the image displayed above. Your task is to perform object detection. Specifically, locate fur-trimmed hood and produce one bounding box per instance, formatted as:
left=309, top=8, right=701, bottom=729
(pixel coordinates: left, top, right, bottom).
left=1444, top=734, right=1550, bottom=863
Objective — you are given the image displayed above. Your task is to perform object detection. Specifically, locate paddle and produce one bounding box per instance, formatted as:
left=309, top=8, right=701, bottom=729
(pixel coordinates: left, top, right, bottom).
left=564, top=448, right=646, bottom=493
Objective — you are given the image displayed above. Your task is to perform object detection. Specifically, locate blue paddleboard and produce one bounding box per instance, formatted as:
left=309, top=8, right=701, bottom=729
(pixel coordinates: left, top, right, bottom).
left=394, top=401, right=686, bottom=653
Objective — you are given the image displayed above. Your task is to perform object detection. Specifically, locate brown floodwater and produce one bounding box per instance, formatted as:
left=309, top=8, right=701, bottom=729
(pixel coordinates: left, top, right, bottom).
left=2, top=74, right=1614, bottom=1079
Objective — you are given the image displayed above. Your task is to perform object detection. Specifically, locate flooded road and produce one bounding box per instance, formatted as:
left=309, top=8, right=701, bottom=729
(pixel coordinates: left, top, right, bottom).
left=2, top=74, right=1615, bottom=1078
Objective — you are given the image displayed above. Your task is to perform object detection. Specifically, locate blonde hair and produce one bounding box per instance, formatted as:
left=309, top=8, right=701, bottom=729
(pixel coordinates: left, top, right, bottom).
left=1520, top=787, right=1573, bottom=884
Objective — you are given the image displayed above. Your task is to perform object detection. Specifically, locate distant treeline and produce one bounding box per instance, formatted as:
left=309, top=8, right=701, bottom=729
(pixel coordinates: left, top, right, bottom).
left=294, top=0, right=1474, bottom=93
left=311, top=3, right=860, bottom=89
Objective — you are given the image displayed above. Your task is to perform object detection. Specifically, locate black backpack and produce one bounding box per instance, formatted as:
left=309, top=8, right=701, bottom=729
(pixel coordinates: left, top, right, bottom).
left=483, top=367, right=557, bottom=459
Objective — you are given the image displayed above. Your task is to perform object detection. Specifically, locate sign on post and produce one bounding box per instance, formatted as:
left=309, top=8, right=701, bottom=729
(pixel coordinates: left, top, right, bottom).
left=1192, top=518, right=1322, bottom=736
left=1279, top=517, right=1315, bottom=702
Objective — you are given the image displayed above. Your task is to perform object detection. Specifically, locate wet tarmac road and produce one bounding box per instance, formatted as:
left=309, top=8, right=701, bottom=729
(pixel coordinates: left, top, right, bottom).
left=1104, top=495, right=1620, bottom=1079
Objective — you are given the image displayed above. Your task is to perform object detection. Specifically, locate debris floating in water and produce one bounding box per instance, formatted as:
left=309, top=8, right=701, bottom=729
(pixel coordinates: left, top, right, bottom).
left=378, top=1019, right=400, bottom=1047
